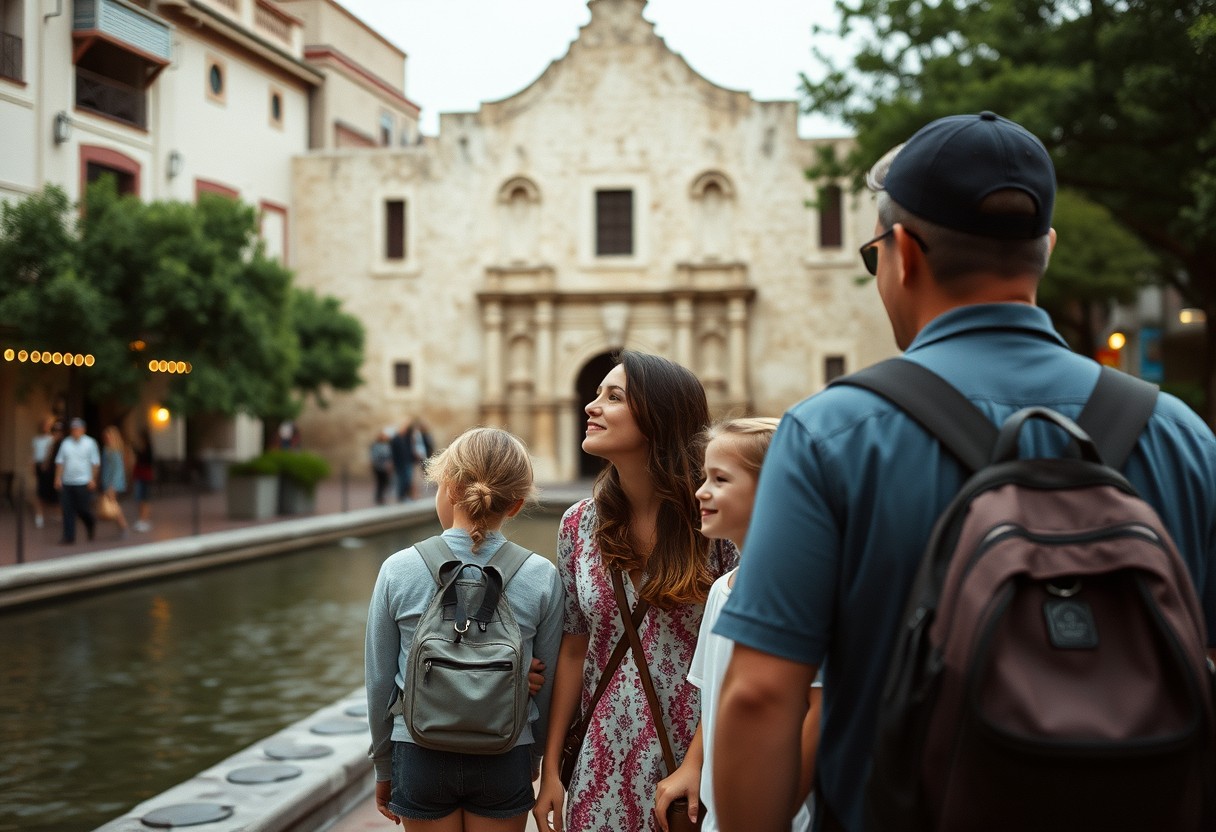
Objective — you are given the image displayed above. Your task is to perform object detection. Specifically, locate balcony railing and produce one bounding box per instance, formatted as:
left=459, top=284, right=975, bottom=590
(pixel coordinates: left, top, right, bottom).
left=73, top=0, right=172, bottom=63
left=0, top=31, right=22, bottom=82
left=76, top=67, right=146, bottom=129
left=254, top=2, right=292, bottom=48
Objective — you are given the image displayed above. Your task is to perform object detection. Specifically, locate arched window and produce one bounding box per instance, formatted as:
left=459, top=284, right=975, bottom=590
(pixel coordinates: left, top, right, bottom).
left=498, top=177, right=541, bottom=264
left=690, top=171, right=735, bottom=260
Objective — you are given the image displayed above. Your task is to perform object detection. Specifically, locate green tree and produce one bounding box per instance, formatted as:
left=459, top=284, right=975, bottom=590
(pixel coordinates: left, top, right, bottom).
left=1039, top=190, right=1157, bottom=355
left=803, top=0, right=1216, bottom=420
left=0, top=181, right=364, bottom=426
left=289, top=288, right=365, bottom=409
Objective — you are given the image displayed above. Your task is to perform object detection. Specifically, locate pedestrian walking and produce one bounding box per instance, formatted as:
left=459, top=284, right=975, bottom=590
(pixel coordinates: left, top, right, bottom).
left=131, top=429, right=155, bottom=532
left=98, top=426, right=130, bottom=538
left=54, top=417, right=100, bottom=544
left=370, top=429, right=393, bottom=506
left=30, top=416, right=59, bottom=529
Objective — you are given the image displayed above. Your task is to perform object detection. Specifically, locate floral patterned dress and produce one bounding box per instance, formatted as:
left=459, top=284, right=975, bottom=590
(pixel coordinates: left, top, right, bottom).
left=559, top=498, right=738, bottom=832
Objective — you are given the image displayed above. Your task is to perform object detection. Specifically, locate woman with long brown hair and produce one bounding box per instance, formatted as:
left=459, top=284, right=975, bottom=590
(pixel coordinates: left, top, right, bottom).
left=534, top=351, right=736, bottom=832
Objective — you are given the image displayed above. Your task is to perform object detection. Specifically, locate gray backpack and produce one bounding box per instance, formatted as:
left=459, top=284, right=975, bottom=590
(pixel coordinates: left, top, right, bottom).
left=399, top=535, right=533, bottom=754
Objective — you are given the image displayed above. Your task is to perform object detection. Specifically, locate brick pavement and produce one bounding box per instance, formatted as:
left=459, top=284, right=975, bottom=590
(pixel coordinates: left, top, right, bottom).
left=0, top=473, right=420, bottom=566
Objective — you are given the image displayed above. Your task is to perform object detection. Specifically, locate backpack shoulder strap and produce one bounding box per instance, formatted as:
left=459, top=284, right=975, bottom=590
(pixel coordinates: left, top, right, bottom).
left=486, top=540, right=534, bottom=588
left=414, top=535, right=459, bottom=585
left=1075, top=366, right=1158, bottom=469
left=832, top=358, right=996, bottom=474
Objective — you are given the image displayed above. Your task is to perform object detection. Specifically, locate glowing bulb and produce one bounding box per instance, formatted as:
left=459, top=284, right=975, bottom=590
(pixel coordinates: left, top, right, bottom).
left=154, top=407, right=171, bottom=424
left=1107, top=331, right=1126, bottom=351
left=18, top=350, right=28, bottom=362
left=84, top=355, right=95, bottom=367
left=3, top=349, right=12, bottom=361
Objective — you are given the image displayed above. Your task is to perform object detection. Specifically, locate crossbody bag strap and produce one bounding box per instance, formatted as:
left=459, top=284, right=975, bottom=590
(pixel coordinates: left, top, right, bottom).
left=613, top=569, right=678, bottom=776
left=569, top=586, right=650, bottom=741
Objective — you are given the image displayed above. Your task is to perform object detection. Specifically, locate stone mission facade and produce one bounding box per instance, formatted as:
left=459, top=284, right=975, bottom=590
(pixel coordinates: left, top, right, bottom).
left=291, top=0, right=897, bottom=481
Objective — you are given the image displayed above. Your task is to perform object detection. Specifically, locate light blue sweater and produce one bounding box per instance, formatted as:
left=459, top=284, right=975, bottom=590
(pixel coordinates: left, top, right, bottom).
left=364, top=527, right=564, bottom=780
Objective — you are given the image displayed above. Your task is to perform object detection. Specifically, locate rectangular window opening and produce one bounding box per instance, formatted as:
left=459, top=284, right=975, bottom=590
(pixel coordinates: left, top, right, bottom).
left=393, top=361, right=411, bottom=388
left=595, top=189, right=633, bottom=256
left=818, top=185, right=843, bottom=249
left=824, top=355, right=846, bottom=383
left=385, top=199, right=406, bottom=260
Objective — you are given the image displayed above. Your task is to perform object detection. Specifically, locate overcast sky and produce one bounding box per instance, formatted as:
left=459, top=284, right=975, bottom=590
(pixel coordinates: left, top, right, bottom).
left=336, top=0, right=856, bottom=138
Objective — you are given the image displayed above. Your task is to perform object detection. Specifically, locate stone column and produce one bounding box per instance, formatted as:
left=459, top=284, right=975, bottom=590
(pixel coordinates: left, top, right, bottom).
left=727, top=296, right=748, bottom=404
left=556, top=396, right=578, bottom=481
left=532, top=298, right=558, bottom=479
left=482, top=300, right=506, bottom=425
left=674, top=294, right=694, bottom=368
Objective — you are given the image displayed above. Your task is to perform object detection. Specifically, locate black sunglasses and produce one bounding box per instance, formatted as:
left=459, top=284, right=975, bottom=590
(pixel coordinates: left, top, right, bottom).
left=859, top=226, right=929, bottom=276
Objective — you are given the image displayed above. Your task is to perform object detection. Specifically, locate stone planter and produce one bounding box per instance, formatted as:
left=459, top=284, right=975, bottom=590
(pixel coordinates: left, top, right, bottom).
left=278, top=477, right=316, bottom=516
left=226, top=474, right=280, bottom=520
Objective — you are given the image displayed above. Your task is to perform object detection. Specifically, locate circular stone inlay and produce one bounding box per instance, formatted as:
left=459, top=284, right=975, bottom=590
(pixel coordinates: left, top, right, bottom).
left=310, top=718, right=367, bottom=735
left=226, top=763, right=303, bottom=785
left=343, top=703, right=368, bottom=718
left=263, top=738, right=333, bottom=760
left=141, top=802, right=234, bottom=828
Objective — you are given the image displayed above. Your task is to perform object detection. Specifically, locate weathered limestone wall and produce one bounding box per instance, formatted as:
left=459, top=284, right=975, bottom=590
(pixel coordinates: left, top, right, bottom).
left=291, top=0, right=895, bottom=479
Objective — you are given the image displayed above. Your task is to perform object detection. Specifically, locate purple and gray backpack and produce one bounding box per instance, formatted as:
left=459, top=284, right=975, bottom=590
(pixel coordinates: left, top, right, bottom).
left=836, top=360, right=1216, bottom=832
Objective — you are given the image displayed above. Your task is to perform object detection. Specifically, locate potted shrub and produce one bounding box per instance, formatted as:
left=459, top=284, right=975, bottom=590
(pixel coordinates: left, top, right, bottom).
left=267, top=449, right=331, bottom=516
left=226, top=454, right=280, bottom=520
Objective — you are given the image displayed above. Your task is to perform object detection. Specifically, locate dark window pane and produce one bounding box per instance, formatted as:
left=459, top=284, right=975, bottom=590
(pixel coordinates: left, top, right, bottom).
left=87, top=163, right=135, bottom=195
left=596, top=189, right=633, bottom=256
left=394, top=362, right=411, bottom=388
left=819, top=185, right=843, bottom=249
left=385, top=199, right=406, bottom=260
left=824, top=355, right=846, bottom=383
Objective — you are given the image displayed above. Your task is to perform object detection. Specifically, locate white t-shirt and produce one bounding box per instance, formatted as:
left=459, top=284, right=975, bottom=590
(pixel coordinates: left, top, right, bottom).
left=689, top=568, right=814, bottom=832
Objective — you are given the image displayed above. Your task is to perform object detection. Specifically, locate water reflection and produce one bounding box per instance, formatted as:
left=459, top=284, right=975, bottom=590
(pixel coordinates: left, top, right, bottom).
left=0, top=515, right=561, bottom=832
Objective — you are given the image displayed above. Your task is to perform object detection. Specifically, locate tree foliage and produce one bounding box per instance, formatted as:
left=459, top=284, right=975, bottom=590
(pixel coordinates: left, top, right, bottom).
left=803, top=0, right=1216, bottom=417
left=0, top=181, right=364, bottom=421
left=1040, top=189, right=1157, bottom=354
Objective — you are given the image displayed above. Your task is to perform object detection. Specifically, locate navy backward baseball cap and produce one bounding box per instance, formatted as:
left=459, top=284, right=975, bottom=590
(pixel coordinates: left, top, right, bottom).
left=880, top=111, right=1056, bottom=240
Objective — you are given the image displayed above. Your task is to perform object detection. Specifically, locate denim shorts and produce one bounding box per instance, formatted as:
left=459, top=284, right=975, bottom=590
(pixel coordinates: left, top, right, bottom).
left=388, top=741, right=535, bottom=820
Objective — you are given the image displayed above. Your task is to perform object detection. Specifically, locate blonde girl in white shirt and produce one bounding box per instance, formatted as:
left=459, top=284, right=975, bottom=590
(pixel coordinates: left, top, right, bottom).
left=654, top=417, right=822, bottom=832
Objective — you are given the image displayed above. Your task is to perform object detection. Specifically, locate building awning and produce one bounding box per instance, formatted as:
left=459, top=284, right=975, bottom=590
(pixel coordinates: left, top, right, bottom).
left=73, top=0, right=172, bottom=87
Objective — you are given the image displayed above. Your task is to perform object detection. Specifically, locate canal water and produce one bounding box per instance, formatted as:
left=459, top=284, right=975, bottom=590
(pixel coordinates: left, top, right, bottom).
left=0, top=512, right=562, bottom=832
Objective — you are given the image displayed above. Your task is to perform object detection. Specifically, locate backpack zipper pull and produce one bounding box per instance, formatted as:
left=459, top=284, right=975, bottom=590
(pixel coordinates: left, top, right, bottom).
left=424, top=660, right=432, bottom=684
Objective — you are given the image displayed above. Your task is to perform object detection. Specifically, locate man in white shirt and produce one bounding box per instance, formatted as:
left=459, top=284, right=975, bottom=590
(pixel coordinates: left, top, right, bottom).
left=54, top=417, right=100, bottom=544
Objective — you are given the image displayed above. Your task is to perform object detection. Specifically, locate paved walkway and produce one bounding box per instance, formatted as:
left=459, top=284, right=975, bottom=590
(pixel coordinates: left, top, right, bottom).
left=0, top=474, right=422, bottom=566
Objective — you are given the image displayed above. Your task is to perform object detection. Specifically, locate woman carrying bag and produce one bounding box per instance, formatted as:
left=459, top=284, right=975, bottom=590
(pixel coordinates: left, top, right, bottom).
left=534, top=351, right=736, bottom=832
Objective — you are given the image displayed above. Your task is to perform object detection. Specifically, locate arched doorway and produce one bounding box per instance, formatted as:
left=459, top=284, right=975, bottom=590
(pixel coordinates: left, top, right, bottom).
left=574, top=352, right=617, bottom=479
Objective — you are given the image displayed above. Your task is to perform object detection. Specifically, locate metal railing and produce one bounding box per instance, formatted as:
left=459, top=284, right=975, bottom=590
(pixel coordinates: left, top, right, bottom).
left=0, top=31, right=22, bottom=82
left=75, top=67, right=146, bottom=129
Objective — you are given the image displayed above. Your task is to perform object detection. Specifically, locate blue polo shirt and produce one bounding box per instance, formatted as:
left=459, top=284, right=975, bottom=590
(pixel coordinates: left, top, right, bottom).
left=715, top=303, right=1216, bottom=832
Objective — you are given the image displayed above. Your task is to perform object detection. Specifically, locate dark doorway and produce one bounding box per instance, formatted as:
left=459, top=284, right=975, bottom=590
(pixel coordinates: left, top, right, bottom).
left=575, top=352, right=618, bottom=479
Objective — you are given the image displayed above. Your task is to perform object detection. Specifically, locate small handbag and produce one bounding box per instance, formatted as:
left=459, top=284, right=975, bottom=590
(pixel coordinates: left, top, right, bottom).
left=611, top=570, right=703, bottom=832
left=96, top=491, right=121, bottom=521
left=559, top=593, right=651, bottom=789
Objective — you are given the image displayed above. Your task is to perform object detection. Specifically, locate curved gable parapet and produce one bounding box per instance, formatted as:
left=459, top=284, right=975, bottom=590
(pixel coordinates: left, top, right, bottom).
left=463, top=0, right=764, bottom=131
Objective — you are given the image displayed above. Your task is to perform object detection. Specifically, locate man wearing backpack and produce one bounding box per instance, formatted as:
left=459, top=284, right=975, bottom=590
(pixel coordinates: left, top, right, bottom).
left=711, top=111, right=1216, bottom=832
